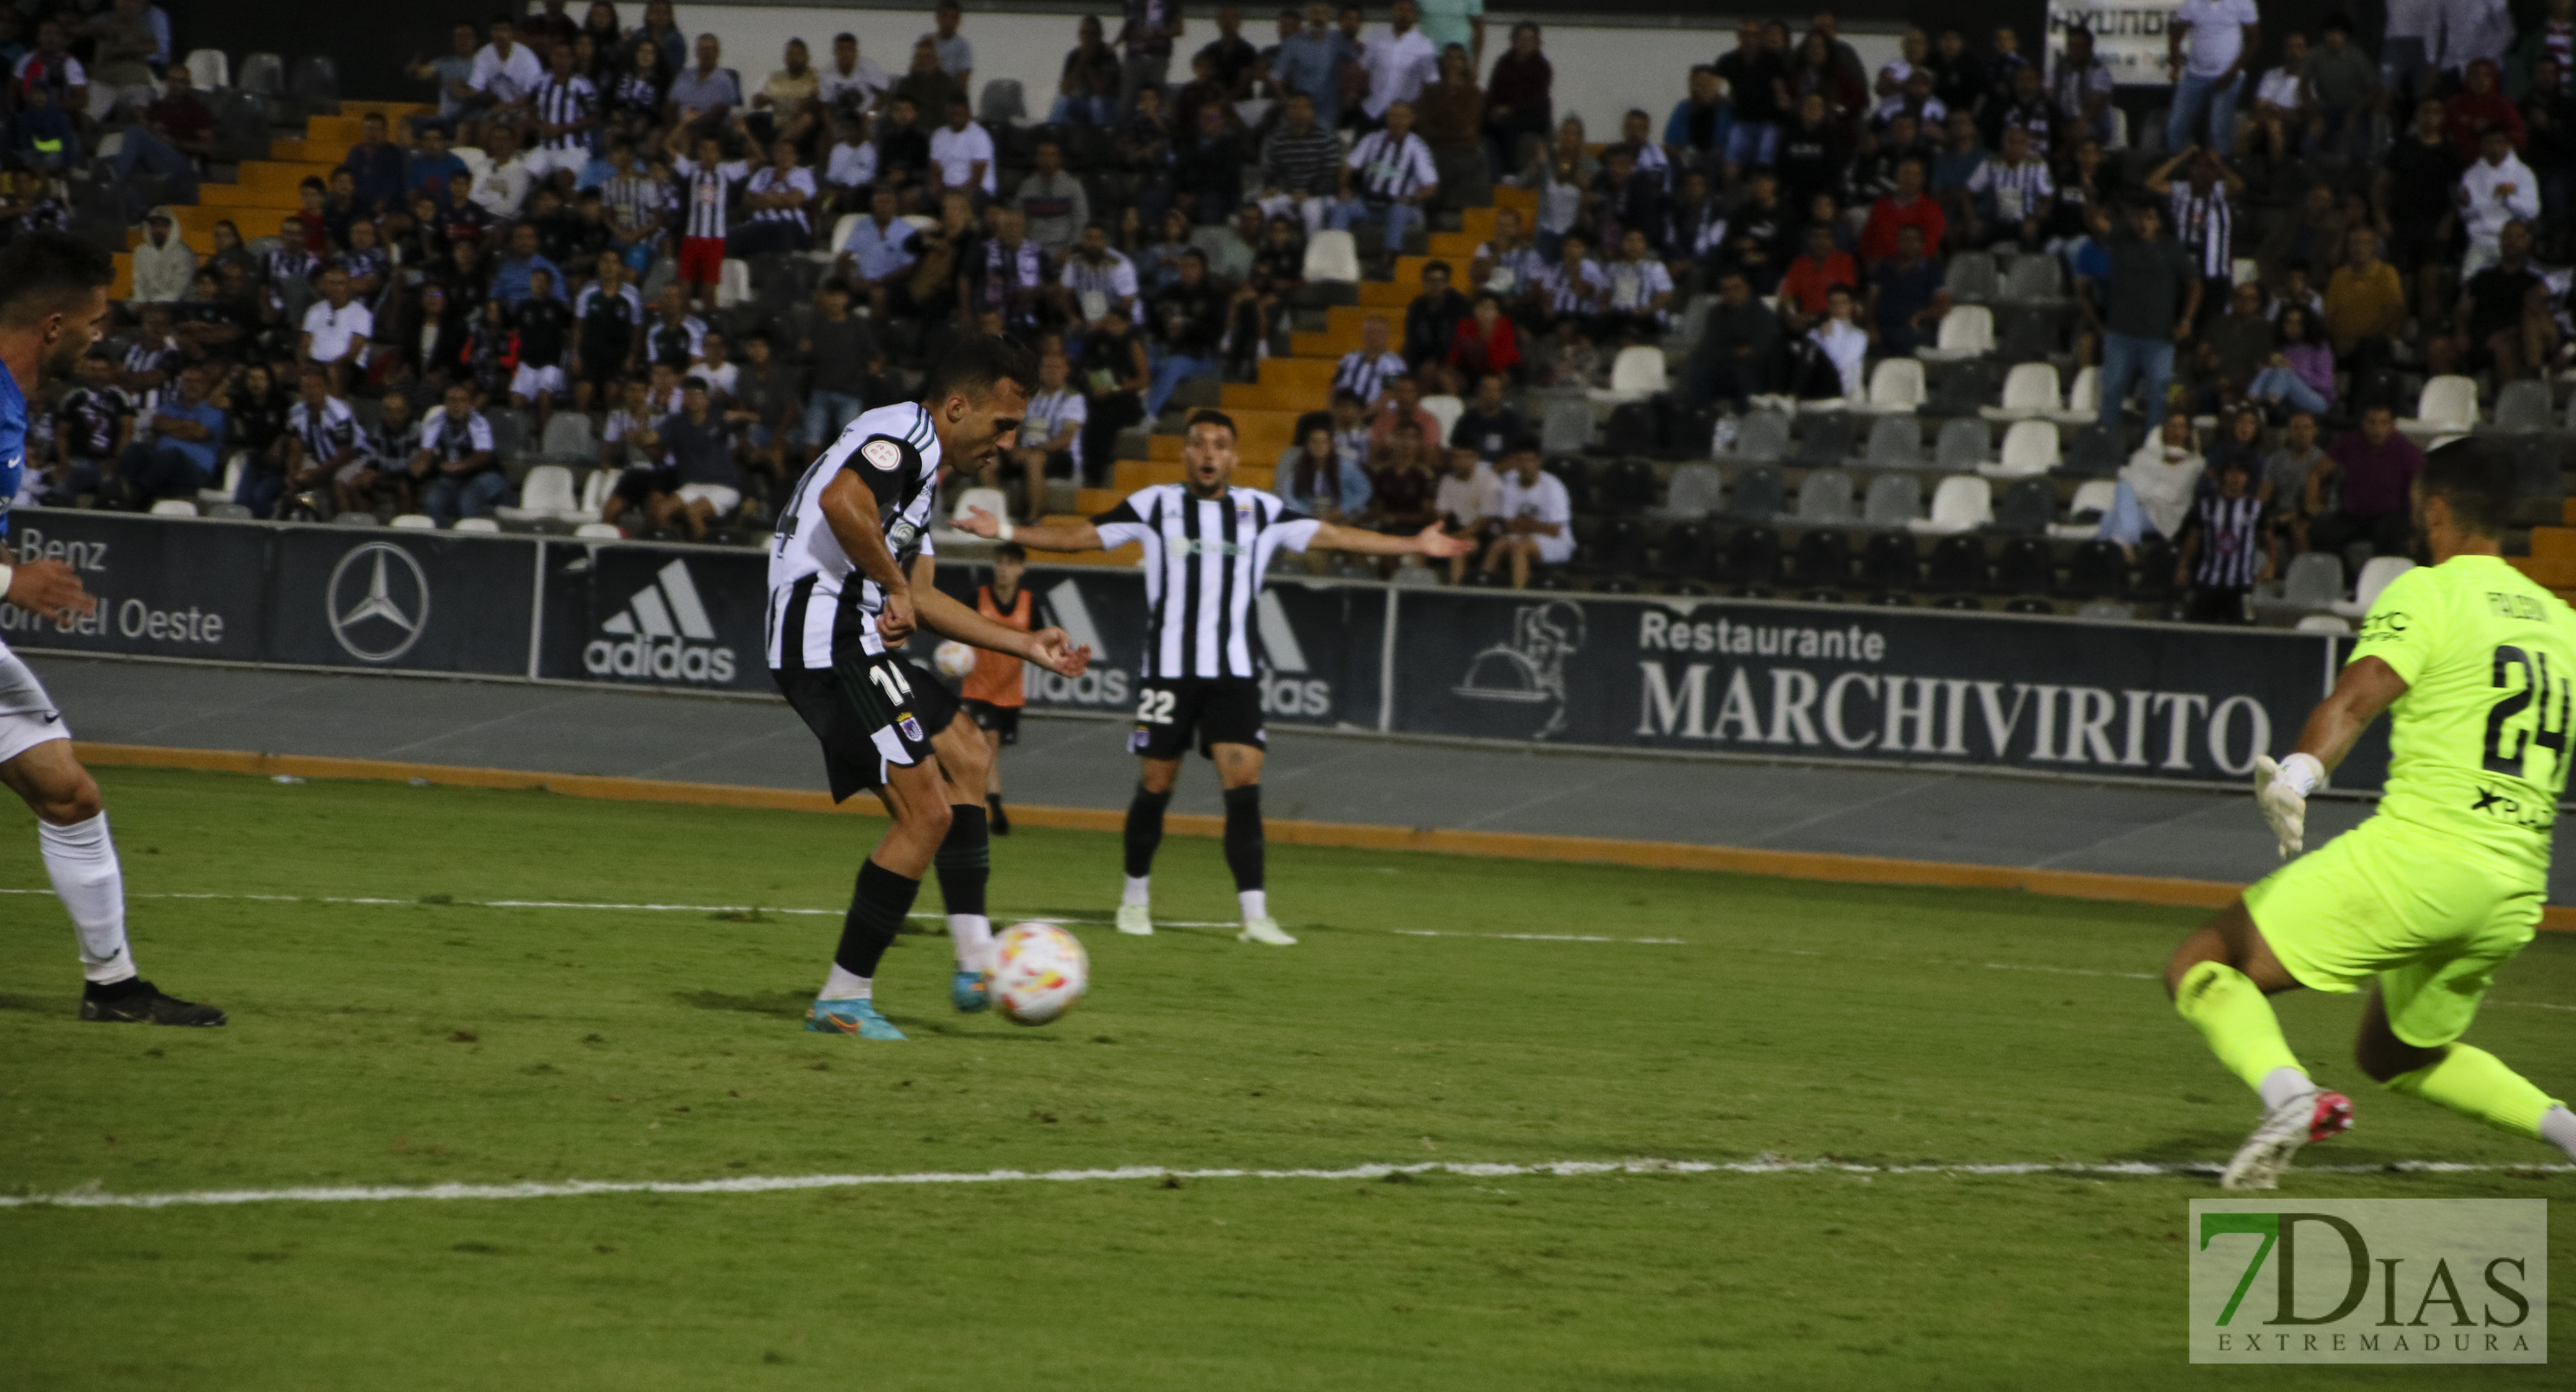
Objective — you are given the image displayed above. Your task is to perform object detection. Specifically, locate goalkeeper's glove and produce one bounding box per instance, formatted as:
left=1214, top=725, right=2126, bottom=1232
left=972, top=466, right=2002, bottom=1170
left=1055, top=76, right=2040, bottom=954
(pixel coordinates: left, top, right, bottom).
left=2252, top=752, right=2324, bottom=860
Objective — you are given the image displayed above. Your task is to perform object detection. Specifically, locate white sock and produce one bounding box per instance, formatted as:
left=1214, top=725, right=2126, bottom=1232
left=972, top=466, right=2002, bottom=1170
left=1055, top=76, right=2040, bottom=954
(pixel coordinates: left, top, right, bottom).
left=41, top=812, right=134, bottom=985
left=2540, top=1105, right=2576, bottom=1163
left=820, top=963, right=871, bottom=1000
left=1238, top=889, right=1268, bottom=922
left=1122, top=875, right=1151, bottom=907
left=2259, top=1066, right=2316, bottom=1112
left=948, top=914, right=994, bottom=974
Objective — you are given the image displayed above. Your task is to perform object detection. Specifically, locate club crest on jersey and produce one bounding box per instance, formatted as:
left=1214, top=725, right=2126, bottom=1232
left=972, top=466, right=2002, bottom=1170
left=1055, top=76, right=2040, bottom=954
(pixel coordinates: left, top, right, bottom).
left=888, top=519, right=919, bottom=551
left=898, top=713, right=925, bottom=742
left=861, top=439, right=905, bottom=471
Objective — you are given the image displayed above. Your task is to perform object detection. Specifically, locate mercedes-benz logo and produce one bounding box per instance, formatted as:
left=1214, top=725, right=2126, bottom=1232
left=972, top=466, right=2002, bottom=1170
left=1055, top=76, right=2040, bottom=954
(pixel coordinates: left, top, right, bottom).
left=326, top=541, right=431, bottom=662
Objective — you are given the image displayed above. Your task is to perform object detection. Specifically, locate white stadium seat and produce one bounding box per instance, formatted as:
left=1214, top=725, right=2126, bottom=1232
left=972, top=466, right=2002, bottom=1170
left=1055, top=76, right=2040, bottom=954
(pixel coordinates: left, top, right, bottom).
left=453, top=517, right=503, bottom=533
left=1907, top=475, right=1993, bottom=535
left=389, top=513, right=436, bottom=529
left=149, top=498, right=199, bottom=517
left=1976, top=420, right=2060, bottom=478
left=1916, top=305, right=1993, bottom=364
left=1303, top=230, right=1361, bottom=283
left=1591, top=346, right=1668, bottom=403
left=2048, top=366, right=2101, bottom=425
left=1979, top=362, right=2061, bottom=422
left=2398, top=375, right=2478, bottom=440
left=497, top=464, right=583, bottom=524
left=1852, top=357, right=1925, bottom=415
left=2333, top=556, right=2416, bottom=618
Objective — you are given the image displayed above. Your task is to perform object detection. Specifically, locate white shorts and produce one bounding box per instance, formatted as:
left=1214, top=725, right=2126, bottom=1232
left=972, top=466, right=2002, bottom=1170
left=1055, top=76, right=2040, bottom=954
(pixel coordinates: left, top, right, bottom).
left=521, top=146, right=591, bottom=179
left=510, top=363, right=568, bottom=399
left=0, top=641, right=71, bottom=766
left=676, top=483, right=741, bottom=514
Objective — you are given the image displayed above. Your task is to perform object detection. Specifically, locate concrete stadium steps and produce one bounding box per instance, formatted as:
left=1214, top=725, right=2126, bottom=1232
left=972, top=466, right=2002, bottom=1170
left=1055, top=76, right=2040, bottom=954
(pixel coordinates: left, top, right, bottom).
left=1255, top=355, right=1338, bottom=393
left=1147, top=428, right=1297, bottom=463
left=1219, top=383, right=1322, bottom=412
left=2516, top=525, right=2576, bottom=600
left=111, top=101, right=410, bottom=293
left=1072, top=487, right=1119, bottom=513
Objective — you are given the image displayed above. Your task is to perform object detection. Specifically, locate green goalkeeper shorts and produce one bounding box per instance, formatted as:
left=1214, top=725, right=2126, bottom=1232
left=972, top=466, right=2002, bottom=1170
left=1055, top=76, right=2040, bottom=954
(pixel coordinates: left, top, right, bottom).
left=2243, top=816, right=2544, bottom=1049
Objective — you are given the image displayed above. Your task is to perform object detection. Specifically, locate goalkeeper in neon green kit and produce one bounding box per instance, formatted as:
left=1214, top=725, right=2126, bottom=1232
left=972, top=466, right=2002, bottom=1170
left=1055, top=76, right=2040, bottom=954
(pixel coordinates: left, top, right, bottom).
left=2164, top=442, right=2576, bottom=1189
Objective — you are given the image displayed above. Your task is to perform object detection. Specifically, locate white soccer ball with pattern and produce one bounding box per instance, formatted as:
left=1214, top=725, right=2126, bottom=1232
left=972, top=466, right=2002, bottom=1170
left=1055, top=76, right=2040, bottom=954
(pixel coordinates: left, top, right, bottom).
left=934, top=640, right=977, bottom=679
left=992, top=922, right=1089, bottom=1026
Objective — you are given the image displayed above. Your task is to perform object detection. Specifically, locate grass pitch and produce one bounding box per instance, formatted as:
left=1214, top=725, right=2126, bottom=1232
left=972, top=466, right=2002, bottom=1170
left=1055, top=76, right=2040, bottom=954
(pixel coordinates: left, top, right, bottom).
left=2, top=767, right=2571, bottom=1389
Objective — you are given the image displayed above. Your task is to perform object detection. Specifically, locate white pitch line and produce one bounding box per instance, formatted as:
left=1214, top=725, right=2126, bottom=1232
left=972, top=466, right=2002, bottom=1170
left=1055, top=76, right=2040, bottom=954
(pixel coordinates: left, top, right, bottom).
left=5, top=1156, right=2568, bottom=1211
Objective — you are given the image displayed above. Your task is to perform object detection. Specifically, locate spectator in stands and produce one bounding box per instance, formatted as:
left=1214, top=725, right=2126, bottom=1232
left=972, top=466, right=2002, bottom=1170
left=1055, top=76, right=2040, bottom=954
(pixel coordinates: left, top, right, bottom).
left=640, top=376, right=741, bottom=540
left=2445, top=58, right=2525, bottom=158
left=1865, top=222, right=1945, bottom=355
left=2523, top=58, right=2576, bottom=256
left=1013, top=140, right=1090, bottom=253
left=796, top=279, right=880, bottom=443
left=2190, top=279, right=2273, bottom=411
left=10, top=82, right=75, bottom=174
left=1446, top=293, right=1521, bottom=385
left=411, top=21, right=481, bottom=130
left=1258, top=91, right=1343, bottom=233
left=1333, top=314, right=1407, bottom=403
left=2097, top=412, right=2203, bottom=545
left=1144, top=249, right=1224, bottom=414
left=1076, top=304, right=1148, bottom=482
left=1924, top=26, right=1980, bottom=122
left=1961, top=123, right=2050, bottom=248
left=966, top=206, right=1048, bottom=331
left=2322, top=225, right=2403, bottom=382
left=1049, top=15, right=1121, bottom=126
left=1689, top=269, right=1778, bottom=409
left=335, top=388, right=418, bottom=519
left=1598, top=227, right=1674, bottom=344
left=1521, top=116, right=1594, bottom=258
left=732, top=138, right=818, bottom=253
left=1005, top=349, right=1086, bottom=521
left=2241, top=30, right=2312, bottom=171
left=1368, top=372, right=1440, bottom=452
left=1359, top=0, right=1437, bottom=128
left=1775, top=94, right=1847, bottom=211
left=818, top=31, right=890, bottom=118
left=667, top=31, right=743, bottom=138
left=107, top=63, right=209, bottom=209
left=1482, top=21, right=1551, bottom=176
left=1275, top=422, right=1371, bottom=524
left=2246, top=304, right=2334, bottom=419
left=1715, top=19, right=1783, bottom=168
left=341, top=114, right=409, bottom=217
left=1448, top=370, right=1522, bottom=459
left=1434, top=442, right=1498, bottom=580
left=1368, top=418, right=1439, bottom=534
left=1802, top=283, right=1869, bottom=399
left=524, top=43, right=600, bottom=183
left=1786, top=29, right=1864, bottom=127
left=127, top=209, right=194, bottom=305
left=298, top=267, right=373, bottom=394
left=930, top=95, right=997, bottom=198
left=2441, top=216, right=2557, bottom=379
left=835, top=186, right=920, bottom=318
left=2304, top=16, right=2380, bottom=165
left=409, top=383, right=506, bottom=524
left=2174, top=452, right=2272, bottom=624
left=1481, top=442, right=1570, bottom=588
left=1175, top=101, right=1249, bottom=224
left=606, top=38, right=672, bottom=145
left=2096, top=200, right=2199, bottom=434
left=491, top=222, right=565, bottom=306
left=115, top=364, right=221, bottom=506
left=744, top=37, right=821, bottom=150
left=2459, top=126, right=2540, bottom=276
left=1859, top=155, right=1943, bottom=261
left=1665, top=64, right=1728, bottom=173
left=466, top=13, right=547, bottom=139
left=48, top=352, right=127, bottom=506
left=2262, top=408, right=2323, bottom=555
left=2511, top=0, right=2576, bottom=96
left=1116, top=0, right=1186, bottom=114
left=1779, top=220, right=1853, bottom=317
left=2166, top=0, right=2258, bottom=156
left=407, top=124, right=472, bottom=211
left=1331, top=99, right=1438, bottom=274
left=509, top=269, right=574, bottom=430
left=2311, top=403, right=2422, bottom=559
left=2050, top=25, right=2114, bottom=151
left=1403, top=260, right=1470, bottom=369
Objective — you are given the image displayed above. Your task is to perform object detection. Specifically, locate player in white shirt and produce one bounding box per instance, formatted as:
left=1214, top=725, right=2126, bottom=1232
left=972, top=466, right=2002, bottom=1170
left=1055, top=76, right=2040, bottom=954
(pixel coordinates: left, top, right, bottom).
left=768, top=337, right=1089, bottom=1037
left=957, top=409, right=1467, bottom=946
left=1480, top=441, right=1572, bottom=586
left=928, top=100, right=997, bottom=195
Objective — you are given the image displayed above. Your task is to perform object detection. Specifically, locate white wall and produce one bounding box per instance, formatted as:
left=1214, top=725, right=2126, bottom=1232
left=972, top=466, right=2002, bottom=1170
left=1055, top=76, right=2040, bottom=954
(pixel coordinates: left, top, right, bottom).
left=668, top=6, right=1900, bottom=147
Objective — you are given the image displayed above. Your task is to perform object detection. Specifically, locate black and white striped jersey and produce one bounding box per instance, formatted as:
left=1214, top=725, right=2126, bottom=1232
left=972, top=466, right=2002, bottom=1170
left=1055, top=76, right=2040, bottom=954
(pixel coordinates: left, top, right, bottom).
left=672, top=155, right=749, bottom=240
left=2187, top=492, right=2266, bottom=589
left=532, top=76, right=595, bottom=151
left=766, top=402, right=945, bottom=670
left=1094, top=485, right=1323, bottom=679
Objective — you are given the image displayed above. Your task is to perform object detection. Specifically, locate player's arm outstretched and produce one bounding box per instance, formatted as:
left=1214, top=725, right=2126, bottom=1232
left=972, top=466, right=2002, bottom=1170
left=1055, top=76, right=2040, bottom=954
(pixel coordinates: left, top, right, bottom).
left=2253, top=656, right=2409, bottom=859
left=1304, top=519, right=1474, bottom=559
left=816, top=469, right=918, bottom=641
left=906, top=554, right=1092, bottom=678
left=954, top=506, right=1103, bottom=555
left=0, top=543, right=97, bottom=624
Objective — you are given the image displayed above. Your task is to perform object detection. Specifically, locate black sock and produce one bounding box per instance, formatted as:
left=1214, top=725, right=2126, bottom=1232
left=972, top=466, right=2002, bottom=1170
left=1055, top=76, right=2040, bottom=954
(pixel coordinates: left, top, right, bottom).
left=1221, top=783, right=1265, bottom=893
left=1124, top=784, right=1171, bottom=879
left=985, top=793, right=1010, bottom=836
left=834, top=860, right=921, bottom=980
left=934, top=802, right=989, bottom=919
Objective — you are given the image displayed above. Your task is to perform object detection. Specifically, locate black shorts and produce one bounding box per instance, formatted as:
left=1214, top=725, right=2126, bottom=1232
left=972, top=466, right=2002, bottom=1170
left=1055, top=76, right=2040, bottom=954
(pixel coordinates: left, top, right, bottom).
left=1128, top=676, right=1264, bottom=761
left=961, top=698, right=1021, bottom=744
left=773, top=650, right=940, bottom=802
left=904, top=655, right=963, bottom=733
left=577, top=341, right=629, bottom=386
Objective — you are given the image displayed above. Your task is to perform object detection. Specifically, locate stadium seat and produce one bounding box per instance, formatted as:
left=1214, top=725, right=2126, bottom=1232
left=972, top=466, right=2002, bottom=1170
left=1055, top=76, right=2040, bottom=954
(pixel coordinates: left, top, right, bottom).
left=2333, top=556, right=2415, bottom=617
left=1991, top=477, right=2054, bottom=535
left=2512, top=437, right=2562, bottom=497
left=1977, top=420, right=2060, bottom=478
left=1862, top=472, right=1923, bottom=527
left=2050, top=479, right=2120, bottom=539
left=2397, top=375, right=2478, bottom=440
left=330, top=511, right=380, bottom=527
left=1993, top=306, right=2058, bottom=364
left=1731, top=411, right=1791, bottom=461
left=1597, top=458, right=1659, bottom=512
left=1726, top=465, right=1784, bottom=522
left=1604, top=402, right=1659, bottom=455
left=1908, top=475, right=1993, bottom=535
left=1861, top=530, right=1920, bottom=588
left=828, top=213, right=864, bottom=258
left=2064, top=540, right=2129, bottom=598
left=1932, top=418, right=1990, bottom=470
left=977, top=79, right=1027, bottom=125
left=2048, top=366, right=2101, bottom=425
left=2107, top=106, right=2130, bottom=149
left=2276, top=551, right=2345, bottom=610
left=1793, top=528, right=1851, bottom=586
left=1538, top=399, right=1593, bottom=454
left=237, top=52, right=285, bottom=94
left=1978, top=362, right=2061, bottom=423
left=389, top=513, right=436, bottom=529
left=1944, top=252, right=1999, bottom=303
left=1997, top=255, right=2063, bottom=303
left=185, top=49, right=229, bottom=90
left=2062, top=423, right=2126, bottom=478
left=206, top=501, right=254, bottom=521
left=1795, top=468, right=1856, bottom=523
left=1303, top=230, right=1362, bottom=282
left=1790, top=411, right=1855, bottom=467
left=486, top=409, right=532, bottom=461
left=2132, top=536, right=2178, bottom=600
left=1917, top=305, right=1993, bottom=363
left=2488, top=379, right=2552, bottom=434
left=1852, top=358, right=1926, bottom=415
left=289, top=55, right=340, bottom=105
left=1419, top=393, right=1464, bottom=443
left=454, top=518, right=503, bottom=534
left=539, top=413, right=596, bottom=458
left=1995, top=536, right=2054, bottom=592
left=2296, top=613, right=2353, bottom=634
left=1654, top=519, right=1716, bottom=579
left=1721, top=524, right=1782, bottom=585
left=200, top=453, right=248, bottom=508
left=149, top=498, right=199, bottom=517
left=574, top=522, right=624, bottom=540
left=578, top=468, right=622, bottom=517
left=1583, top=516, right=1646, bottom=576
left=1543, top=457, right=1593, bottom=512
left=1862, top=414, right=1921, bottom=466
left=1926, top=533, right=1990, bottom=590
left=714, top=258, right=753, bottom=309
left=1594, top=346, right=1669, bottom=402
left=2077, top=600, right=2131, bottom=622
left=497, top=465, right=581, bottom=524
left=1926, top=360, right=1999, bottom=418
left=1655, top=462, right=1723, bottom=518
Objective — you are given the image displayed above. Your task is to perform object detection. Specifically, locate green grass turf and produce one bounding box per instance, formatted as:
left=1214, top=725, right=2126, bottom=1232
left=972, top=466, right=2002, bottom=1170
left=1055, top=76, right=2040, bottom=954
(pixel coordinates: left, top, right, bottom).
left=2, top=766, right=2571, bottom=1389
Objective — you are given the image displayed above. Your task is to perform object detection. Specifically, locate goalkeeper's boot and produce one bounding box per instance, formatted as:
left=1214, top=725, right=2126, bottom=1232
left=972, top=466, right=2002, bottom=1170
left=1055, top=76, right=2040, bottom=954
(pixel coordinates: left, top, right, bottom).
left=81, top=979, right=226, bottom=1026
left=951, top=970, right=992, bottom=1013
left=1115, top=903, right=1154, bottom=936
left=1236, top=917, right=1297, bottom=946
left=2221, top=1088, right=2353, bottom=1191
left=804, top=997, right=906, bottom=1040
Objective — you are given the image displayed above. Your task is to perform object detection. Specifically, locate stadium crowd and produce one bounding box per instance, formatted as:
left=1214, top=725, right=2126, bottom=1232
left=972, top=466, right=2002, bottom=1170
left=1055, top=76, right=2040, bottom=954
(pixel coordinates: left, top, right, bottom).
left=3, top=1, right=2571, bottom=617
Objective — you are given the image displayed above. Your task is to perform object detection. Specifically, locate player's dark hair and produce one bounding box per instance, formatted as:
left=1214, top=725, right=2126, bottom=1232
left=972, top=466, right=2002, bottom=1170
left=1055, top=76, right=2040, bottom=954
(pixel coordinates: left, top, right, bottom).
left=0, top=231, right=113, bottom=328
left=1188, top=409, right=1237, bottom=439
left=2419, top=439, right=2517, bottom=537
left=993, top=541, right=1027, bottom=564
left=923, top=334, right=1040, bottom=403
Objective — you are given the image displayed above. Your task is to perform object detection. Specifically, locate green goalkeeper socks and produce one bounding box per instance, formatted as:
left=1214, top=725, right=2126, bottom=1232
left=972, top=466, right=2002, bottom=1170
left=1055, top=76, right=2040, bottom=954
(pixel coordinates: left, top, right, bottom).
left=2175, top=960, right=2305, bottom=1097
left=2386, top=1044, right=2563, bottom=1142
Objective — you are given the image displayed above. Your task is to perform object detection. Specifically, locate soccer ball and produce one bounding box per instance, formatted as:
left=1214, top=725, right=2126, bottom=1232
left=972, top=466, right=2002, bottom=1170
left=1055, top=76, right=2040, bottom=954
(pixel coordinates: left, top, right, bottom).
left=992, top=922, right=1089, bottom=1026
left=934, top=640, right=976, bottom=679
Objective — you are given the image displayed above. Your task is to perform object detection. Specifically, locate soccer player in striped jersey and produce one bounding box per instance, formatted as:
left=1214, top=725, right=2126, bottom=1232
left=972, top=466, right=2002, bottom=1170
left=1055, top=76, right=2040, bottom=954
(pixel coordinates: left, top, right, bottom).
left=0, top=234, right=223, bottom=1025
left=767, top=336, right=1089, bottom=1037
left=2163, top=443, right=2576, bottom=1188
left=958, top=409, right=1470, bottom=945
